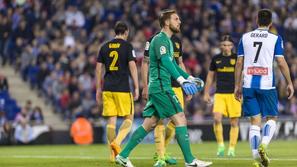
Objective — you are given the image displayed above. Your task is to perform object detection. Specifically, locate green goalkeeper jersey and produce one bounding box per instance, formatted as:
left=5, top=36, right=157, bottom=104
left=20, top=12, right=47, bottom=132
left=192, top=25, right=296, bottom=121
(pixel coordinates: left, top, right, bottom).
left=148, top=32, right=189, bottom=94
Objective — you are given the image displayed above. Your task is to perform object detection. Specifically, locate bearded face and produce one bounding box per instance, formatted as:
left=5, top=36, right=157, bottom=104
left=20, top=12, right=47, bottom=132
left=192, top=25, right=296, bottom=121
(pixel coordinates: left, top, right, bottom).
left=168, top=13, right=181, bottom=34
left=169, top=23, right=180, bottom=33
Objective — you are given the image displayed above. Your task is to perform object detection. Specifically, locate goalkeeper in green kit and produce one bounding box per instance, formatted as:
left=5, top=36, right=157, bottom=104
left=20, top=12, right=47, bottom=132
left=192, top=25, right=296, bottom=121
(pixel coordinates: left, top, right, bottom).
left=115, top=9, right=212, bottom=167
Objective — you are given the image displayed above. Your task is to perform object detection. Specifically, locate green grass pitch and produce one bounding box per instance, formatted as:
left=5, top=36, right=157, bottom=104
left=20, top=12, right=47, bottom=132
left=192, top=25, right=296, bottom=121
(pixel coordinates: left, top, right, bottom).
left=0, top=140, right=297, bottom=167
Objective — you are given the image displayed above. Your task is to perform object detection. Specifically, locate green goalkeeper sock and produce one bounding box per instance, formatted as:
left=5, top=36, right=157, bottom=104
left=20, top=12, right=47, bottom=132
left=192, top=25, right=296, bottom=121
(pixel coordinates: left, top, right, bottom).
left=119, top=126, right=148, bottom=158
left=175, top=126, right=195, bottom=163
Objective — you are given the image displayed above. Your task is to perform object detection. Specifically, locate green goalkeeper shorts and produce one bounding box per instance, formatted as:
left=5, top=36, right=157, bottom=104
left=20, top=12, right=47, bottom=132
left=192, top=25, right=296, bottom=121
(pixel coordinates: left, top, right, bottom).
left=143, top=90, right=183, bottom=119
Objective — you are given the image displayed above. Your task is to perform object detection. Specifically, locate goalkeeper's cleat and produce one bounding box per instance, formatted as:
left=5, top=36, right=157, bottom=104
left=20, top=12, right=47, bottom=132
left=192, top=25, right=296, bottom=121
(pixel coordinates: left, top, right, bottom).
left=153, top=152, right=177, bottom=165
left=185, top=159, right=213, bottom=167
left=216, top=145, right=225, bottom=157
left=154, top=159, right=167, bottom=167
left=115, top=155, right=134, bottom=167
left=258, top=144, right=270, bottom=167
left=164, top=153, right=177, bottom=165
left=252, top=161, right=263, bottom=167
left=111, top=141, right=122, bottom=156
left=227, top=147, right=235, bottom=157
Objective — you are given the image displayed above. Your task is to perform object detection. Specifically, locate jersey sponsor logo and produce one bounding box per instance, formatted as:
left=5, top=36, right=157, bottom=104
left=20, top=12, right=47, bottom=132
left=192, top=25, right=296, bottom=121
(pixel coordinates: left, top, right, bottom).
left=247, top=67, right=268, bottom=75
left=174, top=52, right=179, bottom=58
left=109, top=43, right=121, bottom=48
left=216, top=60, right=221, bottom=64
left=145, top=41, right=150, bottom=51
left=175, top=42, right=180, bottom=49
left=160, top=46, right=166, bottom=55
left=217, top=67, right=234, bottom=72
left=230, top=59, right=236, bottom=65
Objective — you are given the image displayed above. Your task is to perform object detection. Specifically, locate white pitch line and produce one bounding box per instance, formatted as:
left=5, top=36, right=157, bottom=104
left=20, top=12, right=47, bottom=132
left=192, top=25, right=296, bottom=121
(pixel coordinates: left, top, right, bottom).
left=0, top=155, right=297, bottom=161
left=0, top=155, right=96, bottom=160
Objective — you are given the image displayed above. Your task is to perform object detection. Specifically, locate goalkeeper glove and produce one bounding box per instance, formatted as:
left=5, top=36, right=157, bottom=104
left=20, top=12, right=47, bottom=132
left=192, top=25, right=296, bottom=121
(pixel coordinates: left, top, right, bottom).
left=188, top=76, right=205, bottom=92
left=177, top=77, right=198, bottom=95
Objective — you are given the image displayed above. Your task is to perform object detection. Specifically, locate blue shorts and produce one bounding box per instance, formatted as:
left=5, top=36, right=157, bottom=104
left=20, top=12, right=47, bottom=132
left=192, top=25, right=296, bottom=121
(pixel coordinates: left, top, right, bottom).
left=242, top=88, right=278, bottom=117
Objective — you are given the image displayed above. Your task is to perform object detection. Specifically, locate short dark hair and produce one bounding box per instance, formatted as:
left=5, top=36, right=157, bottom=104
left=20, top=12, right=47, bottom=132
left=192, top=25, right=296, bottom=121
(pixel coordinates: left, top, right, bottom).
left=159, top=9, right=176, bottom=28
left=220, top=35, right=234, bottom=43
left=257, top=9, right=272, bottom=26
left=114, top=21, right=128, bottom=35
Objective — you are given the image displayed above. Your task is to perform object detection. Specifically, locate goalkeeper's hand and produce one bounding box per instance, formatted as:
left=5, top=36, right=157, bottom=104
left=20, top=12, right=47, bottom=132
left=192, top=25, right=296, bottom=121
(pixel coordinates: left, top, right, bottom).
left=188, top=76, right=205, bottom=91
left=177, top=77, right=198, bottom=95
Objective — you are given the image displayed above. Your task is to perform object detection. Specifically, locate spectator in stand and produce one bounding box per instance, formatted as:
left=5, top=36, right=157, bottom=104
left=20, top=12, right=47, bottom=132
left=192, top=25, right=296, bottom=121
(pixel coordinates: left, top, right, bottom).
left=24, top=100, right=33, bottom=116
left=0, top=110, right=6, bottom=127
left=0, top=122, right=13, bottom=145
left=36, top=62, right=50, bottom=90
left=59, top=88, right=71, bottom=113
left=52, top=75, right=66, bottom=110
left=0, top=73, right=9, bottom=91
left=68, top=76, right=79, bottom=95
left=64, top=5, right=85, bottom=28
left=14, top=108, right=30, bottom=126
left=81, top=91, right=96, bottom=114
left=78, top=70, right=92, bottom=92
left=20, top=45, right=34, bottom=81
left=87, top=105, right=101, bottom=121
left=14, top=119, right=34, bottom=144
left=42, top=71, right=57, bottom=102
left=67, top=91, right=82, bottom=120
left=30, top=106, right=44, bottom=125
left=0, top=14, right=11, bottom=66
left=184, top=52, right=199, bottom=74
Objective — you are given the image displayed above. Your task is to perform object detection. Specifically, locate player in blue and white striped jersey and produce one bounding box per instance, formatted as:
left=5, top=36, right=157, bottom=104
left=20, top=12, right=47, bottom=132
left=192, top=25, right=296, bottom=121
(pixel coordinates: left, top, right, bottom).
left=234, top=9, right=294, bottom=167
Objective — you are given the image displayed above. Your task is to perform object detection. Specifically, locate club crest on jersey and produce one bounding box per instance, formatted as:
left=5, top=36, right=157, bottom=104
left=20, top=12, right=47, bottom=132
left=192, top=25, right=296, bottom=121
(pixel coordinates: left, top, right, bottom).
left=160, top=46, right=166, bottom=55
left=175, top=42, right=180, bottom=49
left=247, top=67, right=268, bottom=75
left=230, top=59, right=236, bottom=65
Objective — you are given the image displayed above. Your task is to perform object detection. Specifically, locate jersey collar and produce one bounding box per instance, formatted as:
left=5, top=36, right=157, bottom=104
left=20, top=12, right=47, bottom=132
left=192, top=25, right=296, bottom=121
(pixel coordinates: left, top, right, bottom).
left=257, top=27, right=269, bottom=31
left=160, top=31, right=171, bottom=39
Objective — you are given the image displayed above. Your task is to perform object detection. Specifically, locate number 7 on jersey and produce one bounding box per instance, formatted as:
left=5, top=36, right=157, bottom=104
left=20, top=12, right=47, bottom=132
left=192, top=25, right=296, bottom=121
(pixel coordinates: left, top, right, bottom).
left=253, top=42, right=262, bottom=63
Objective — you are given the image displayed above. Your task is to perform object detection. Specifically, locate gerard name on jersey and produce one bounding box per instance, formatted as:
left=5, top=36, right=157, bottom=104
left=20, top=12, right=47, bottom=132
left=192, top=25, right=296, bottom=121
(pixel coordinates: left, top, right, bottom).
left=250, top=33, right=268, bottom=38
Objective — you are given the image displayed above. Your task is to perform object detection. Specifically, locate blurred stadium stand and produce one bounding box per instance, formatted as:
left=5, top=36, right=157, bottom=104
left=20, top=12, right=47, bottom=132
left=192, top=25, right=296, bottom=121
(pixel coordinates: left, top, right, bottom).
left=0, top=0, right=297, bottom=144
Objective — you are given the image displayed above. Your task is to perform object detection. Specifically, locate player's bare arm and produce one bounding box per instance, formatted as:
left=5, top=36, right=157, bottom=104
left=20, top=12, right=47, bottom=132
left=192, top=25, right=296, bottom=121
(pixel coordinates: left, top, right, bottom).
left=129, top=60, right=139, bottom=101
left=276, top=57, right=294, bottom=99
left=234, top=57, right=243, bottom=101
left=141, top=56, right=149, bottom=100
left=204, top=71, right=215, bottom=104
left=96, top=62, right=103, bottom=104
